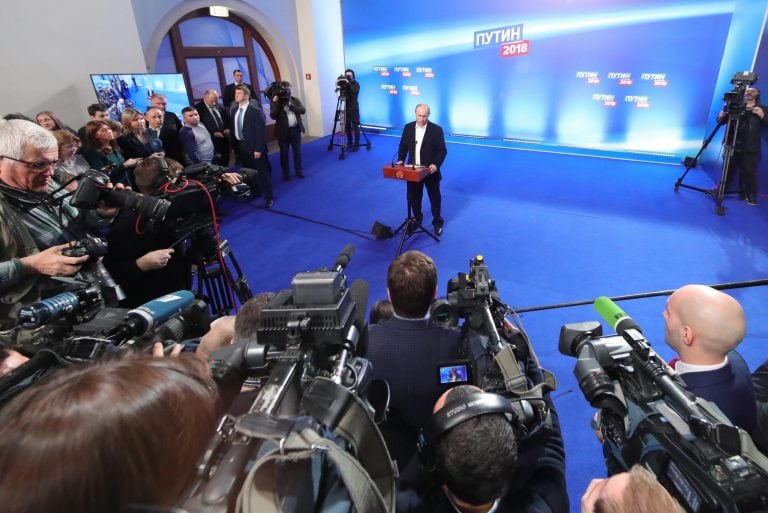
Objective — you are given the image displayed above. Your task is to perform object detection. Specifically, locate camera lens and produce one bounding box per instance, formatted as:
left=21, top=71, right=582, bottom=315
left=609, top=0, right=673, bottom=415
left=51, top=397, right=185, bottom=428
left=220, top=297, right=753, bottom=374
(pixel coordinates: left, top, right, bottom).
left=105, top=189, right=171, bottom=221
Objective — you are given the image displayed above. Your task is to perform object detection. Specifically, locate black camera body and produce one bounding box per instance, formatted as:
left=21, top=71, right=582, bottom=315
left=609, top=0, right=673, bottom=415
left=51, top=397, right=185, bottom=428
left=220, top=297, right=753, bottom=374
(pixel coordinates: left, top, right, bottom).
left=70, top=170, right=171, bottom=222
left=264, top=81, right=289, bottom=101
left=723, top=71, right=759, bottom=119
left=560, top=318, right=768, bottom=513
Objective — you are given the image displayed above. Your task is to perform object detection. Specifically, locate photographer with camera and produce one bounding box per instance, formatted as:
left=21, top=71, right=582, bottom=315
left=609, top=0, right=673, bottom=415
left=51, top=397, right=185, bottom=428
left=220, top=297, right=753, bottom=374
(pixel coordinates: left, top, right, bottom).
left=0, top=120, right=125, bottom=334
left=396, top=384, right=568, bottom=513
left=337, top=69, right=361, bottom=150
left=269, top=81, right=306, bottom=180
left=102, top=157, right=194, bottom=308
left=716, top=84, right=767, bottom=205
left=366, top=250, right=463, bottom=467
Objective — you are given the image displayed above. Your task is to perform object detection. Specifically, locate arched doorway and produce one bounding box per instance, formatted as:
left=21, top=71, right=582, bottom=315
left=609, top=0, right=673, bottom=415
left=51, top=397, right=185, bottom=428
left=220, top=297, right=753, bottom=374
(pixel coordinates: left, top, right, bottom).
left=154, top=8, right=279, bottom=130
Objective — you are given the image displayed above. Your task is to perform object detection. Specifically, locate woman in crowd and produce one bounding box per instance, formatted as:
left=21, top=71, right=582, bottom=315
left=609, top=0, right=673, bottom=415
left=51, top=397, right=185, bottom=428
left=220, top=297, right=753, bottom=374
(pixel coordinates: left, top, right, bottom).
left=117, top=107, right=164, bottom=161
left=0, top=355, right=218, bottom=513
left=35, top=110, right=75, bottom=133
left=81, top=119, right=141, bottom=186
left=51, top=130, right=89, bottom=191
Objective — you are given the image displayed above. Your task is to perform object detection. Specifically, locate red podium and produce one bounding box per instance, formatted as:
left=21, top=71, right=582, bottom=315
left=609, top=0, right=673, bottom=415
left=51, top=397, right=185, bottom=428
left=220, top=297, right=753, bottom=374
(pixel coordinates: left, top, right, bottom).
left=382, top=164, right=439, bottom=255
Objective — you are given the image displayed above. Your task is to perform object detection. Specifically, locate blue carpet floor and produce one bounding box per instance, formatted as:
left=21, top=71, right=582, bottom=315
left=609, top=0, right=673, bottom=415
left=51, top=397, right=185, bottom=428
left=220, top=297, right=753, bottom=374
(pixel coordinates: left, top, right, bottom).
left=216, top=135, right=768, bottom=512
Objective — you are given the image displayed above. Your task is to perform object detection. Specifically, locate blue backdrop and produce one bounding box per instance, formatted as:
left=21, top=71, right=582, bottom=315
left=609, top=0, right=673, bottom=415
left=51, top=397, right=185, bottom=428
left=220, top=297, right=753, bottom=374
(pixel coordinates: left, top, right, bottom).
left=343, top=0, right=767, bottom=162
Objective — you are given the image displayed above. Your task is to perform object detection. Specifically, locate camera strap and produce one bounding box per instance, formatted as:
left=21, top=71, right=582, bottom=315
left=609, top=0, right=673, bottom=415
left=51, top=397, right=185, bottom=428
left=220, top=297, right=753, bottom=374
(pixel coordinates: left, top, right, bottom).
left=233, top=379, right=395, bottom=513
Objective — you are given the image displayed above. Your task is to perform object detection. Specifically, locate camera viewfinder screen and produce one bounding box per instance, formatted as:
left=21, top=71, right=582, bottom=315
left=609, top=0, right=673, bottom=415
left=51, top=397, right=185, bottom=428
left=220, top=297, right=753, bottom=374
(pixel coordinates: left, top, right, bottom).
left=439, top=364, right=469, bottom=384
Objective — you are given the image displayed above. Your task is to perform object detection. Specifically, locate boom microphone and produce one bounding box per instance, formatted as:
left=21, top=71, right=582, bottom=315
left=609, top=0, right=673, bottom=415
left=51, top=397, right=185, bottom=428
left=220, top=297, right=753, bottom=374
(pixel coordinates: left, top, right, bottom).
left=333, top=243, right=355, bottom=272
left=594, top=296, right=642, bottom=336
left=107, top=290, right=195, bottom=342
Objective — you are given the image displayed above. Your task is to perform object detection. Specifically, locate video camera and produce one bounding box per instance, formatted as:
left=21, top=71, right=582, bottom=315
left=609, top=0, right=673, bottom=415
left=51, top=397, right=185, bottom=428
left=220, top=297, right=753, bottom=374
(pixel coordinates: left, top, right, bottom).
left=179, top=244, right=396, bottom=513
left=336, top=75, right=350, bottom=94
left=431, top=256, right=555, bottom=401
left=264, top=81, right=289, bottom=101
left=61, top=237, right=126, bottom=306
left=559, top=296, right=768, bottom=513
left=722, top=71, right=758, bottom=119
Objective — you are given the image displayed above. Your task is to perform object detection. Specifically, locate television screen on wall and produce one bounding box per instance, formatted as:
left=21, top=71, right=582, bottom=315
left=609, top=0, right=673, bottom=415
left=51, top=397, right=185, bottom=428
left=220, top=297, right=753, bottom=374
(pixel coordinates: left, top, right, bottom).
left=89, top=73, right=190, bottom=121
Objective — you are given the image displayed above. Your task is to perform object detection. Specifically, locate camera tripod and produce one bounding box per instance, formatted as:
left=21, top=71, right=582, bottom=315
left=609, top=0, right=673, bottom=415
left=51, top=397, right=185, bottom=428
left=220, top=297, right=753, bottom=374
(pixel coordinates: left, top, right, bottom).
left=327, top=93, right=371, bottom=160
left=194, top=238, right=253, bottom=317
left=675, top=114, right=743, bottom=216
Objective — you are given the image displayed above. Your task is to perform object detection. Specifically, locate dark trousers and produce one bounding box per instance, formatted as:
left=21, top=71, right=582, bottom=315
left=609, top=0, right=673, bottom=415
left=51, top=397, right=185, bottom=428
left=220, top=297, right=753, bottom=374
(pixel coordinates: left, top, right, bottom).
left=278, top=125, right=302, bottom=176
left=724, top=150, right=759, bottom=197
left=235, top=140, right=273, bottom=200
left=345, top=108, right=360, bottom=146
left=211, top=135, right=230, bottom=166
left=407, top=173, right=442, bottom=227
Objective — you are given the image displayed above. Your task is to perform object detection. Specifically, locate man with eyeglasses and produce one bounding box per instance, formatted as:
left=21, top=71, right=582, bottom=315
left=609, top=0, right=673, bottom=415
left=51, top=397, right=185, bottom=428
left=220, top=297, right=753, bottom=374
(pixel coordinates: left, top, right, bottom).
left=0, top=120, right=119, bottom=336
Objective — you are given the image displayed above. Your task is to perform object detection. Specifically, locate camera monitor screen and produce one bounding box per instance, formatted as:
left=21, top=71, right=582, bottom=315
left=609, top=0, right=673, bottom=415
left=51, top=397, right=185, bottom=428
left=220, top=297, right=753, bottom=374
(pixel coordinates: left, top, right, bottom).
left=89, top=73, right=190, bottom=122
left=438, top=360, right=471, bottom=385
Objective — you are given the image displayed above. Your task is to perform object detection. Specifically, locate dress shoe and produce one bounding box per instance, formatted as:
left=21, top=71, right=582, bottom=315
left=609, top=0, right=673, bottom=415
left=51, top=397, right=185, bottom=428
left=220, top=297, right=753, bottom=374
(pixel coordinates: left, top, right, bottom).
left=747, top=195, right=757, bottom=206
left=434, top=225, right=443, bottom=237
left=265, top=199, right=274, bottom=208
left=296, top=171, right=305, bottom=178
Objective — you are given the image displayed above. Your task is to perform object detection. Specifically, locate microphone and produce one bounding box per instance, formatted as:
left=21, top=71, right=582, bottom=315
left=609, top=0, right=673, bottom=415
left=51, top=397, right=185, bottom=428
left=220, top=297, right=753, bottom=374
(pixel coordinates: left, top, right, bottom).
left=107, top=290, right=195, bottom=343
left=594, top=296, right=642, bottom=337
left=333, top=243, right=355, bottom=272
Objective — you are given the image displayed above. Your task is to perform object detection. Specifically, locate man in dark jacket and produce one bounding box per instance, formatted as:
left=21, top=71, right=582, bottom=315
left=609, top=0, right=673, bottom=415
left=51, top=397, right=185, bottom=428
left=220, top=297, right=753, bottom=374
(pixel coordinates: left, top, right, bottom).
left=269, top=81, right=306, bottom=180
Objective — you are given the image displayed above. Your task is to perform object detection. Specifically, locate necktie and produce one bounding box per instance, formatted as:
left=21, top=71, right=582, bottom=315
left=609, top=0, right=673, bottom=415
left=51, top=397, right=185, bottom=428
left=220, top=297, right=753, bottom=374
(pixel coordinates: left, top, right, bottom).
left=235, top=108, right=244, bottom=140
left=211, top=106, right=223, bottom=130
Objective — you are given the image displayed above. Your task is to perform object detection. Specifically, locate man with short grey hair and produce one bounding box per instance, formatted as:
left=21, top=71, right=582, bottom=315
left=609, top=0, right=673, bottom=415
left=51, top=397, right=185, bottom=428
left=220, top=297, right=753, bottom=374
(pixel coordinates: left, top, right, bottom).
left=194, top=90, right=231, bottom=165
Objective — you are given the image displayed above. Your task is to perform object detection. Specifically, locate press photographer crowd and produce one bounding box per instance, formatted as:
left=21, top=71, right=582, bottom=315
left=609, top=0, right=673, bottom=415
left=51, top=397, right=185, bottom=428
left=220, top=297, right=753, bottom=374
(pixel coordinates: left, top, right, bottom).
left=1, top=72, right=768, bottom=513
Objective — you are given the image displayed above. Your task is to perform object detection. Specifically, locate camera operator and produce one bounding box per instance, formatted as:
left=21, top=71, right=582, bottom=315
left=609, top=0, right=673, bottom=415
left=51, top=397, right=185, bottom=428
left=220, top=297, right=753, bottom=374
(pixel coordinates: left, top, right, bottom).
left=396, top=384, right=567, bottom=513
left=662, top=284, right=755, bottom=430
left=366, top=250, right=463, bottom=467
left=0, top=354, right=218, bottom=513
left=0, top=120, right=122, bottom=334
left=581, top=465, right=684, bottom=513
left=717, top=86, right=767, bottom=205
left=269, top=81, right=306, bottom=180
left=337, top=69, right=361, bottom=150
left=102, top=157, right=193, bottom=308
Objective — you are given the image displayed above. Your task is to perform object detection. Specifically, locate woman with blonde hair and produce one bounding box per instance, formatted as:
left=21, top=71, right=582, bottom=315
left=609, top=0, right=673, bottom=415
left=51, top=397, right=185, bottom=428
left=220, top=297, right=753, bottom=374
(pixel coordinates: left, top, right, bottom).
left=117, top=107, right=163, bottom=161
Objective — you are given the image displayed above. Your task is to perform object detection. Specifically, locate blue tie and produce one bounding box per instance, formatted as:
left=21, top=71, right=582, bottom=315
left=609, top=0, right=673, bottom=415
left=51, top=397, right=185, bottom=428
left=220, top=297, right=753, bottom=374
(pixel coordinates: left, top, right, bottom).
left=235, top=108, right=244, bottom=140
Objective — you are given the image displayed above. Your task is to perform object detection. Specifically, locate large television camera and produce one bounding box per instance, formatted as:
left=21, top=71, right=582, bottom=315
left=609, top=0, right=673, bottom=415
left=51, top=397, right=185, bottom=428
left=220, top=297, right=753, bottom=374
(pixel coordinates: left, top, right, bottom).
left=431, top=256, right=556, bottom=401
left=722, top=71, right=758, bottom=119
left=179, top=244, right=395, bottom=513
left=559, top=296, right=768, bottom=513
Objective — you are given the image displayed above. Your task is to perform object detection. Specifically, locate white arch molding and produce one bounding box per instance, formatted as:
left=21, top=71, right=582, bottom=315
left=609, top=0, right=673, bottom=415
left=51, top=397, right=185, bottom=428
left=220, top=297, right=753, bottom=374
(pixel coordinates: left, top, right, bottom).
left=144, top=0, right=300, bottom=96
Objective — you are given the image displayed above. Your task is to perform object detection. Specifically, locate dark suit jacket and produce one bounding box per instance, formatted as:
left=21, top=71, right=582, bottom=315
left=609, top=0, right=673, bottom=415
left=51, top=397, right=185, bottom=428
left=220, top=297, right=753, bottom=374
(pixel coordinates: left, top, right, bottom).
left=366, top=317, right=463, bottom=466
left=150, top=125, right=184, bottom=163
left=398, top=121, right=448, bottom=176
left=231, top=103, right=267, bottom=156
left=117, top=131, right=156, bottom=159
left=269, top=96, right=306, bottom=140
left=223, top=82, right=258, bottom=108
left=681, top=350, right=756, bottom=431
left=194, top=100, right=230, bottom=137
left=162, top=110, right=182, bottom=131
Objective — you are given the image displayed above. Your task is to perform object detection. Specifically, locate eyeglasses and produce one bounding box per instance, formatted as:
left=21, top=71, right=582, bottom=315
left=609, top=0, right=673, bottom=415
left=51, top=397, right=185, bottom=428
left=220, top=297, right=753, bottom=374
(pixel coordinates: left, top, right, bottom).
left=1, top=155, right=61, bottom=172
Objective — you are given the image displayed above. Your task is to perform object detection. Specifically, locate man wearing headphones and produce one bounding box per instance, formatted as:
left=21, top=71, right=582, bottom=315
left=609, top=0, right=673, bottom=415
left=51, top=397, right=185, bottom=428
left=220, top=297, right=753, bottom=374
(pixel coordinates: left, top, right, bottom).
left=397, top=384, right=568, bottom=513
left=103, top=157, right=192, bottom=307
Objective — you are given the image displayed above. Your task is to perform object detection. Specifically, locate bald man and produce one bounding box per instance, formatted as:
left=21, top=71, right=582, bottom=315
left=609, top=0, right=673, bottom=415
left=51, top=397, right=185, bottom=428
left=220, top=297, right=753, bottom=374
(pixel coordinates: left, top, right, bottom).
left=663, top=284, right=755, bottom=430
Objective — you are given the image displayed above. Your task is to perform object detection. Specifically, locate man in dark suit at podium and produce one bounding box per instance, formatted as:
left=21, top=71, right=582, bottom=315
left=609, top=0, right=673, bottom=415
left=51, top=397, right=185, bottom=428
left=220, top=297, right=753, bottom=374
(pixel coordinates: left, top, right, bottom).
left=194, top=89, right=230, bottom=166
left=397, top=103, right=448, bottom=236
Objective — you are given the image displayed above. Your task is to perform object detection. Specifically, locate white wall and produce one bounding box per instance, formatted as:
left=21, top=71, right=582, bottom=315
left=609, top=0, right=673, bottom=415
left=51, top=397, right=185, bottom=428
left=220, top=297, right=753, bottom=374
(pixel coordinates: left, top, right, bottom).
left=0, top=0, right=147, bottom=127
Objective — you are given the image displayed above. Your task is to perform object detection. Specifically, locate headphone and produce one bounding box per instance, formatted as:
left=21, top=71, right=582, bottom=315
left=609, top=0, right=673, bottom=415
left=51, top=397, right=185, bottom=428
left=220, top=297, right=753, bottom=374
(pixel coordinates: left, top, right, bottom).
left=147, top=156, right=171, bottom=192
left=416, top=392, right=535, bottom=470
